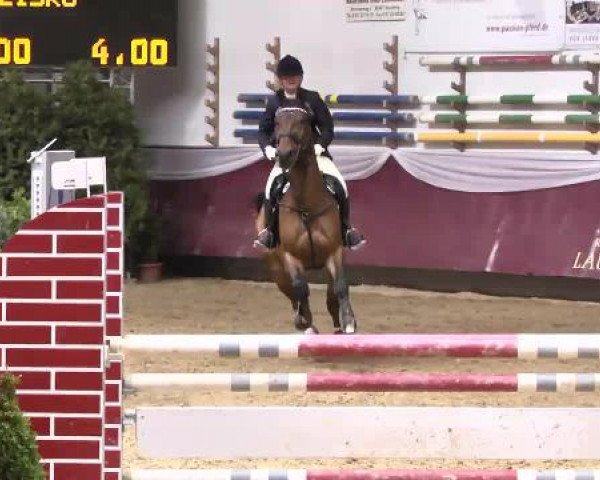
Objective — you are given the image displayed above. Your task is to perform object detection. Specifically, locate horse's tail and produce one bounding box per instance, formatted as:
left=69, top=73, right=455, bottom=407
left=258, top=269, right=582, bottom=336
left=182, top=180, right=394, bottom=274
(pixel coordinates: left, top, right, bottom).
left=254, top=192, right=265, bottom=212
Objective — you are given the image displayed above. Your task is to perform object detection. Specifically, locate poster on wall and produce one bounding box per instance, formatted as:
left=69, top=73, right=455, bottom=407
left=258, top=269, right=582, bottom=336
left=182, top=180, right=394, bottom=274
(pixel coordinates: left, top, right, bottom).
left=564, top=1, right=600, bottom=48
left=345, top=0, right=406, bottom=22
left=405, top=0, right=564, bottom=53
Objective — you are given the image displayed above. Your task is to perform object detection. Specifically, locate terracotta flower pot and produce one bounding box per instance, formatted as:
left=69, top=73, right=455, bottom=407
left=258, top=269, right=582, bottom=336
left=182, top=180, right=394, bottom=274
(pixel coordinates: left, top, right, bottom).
left=138, top=262, right=163, bottom=283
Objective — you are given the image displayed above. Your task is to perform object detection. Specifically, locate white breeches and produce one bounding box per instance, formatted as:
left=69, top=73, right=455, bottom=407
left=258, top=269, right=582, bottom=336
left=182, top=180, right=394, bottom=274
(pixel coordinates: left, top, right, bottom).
left=265, top=155, right=348, bottom=199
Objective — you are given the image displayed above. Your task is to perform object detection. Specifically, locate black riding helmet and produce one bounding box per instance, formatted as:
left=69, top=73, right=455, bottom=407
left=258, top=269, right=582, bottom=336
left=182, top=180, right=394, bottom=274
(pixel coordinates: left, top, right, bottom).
left=276, top=55, right=304, bottom=77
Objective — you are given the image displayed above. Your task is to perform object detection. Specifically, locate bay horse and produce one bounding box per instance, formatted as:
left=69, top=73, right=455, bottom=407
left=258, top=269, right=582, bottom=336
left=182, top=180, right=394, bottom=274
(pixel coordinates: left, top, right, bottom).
left=255, top=107, right=357, bottom=334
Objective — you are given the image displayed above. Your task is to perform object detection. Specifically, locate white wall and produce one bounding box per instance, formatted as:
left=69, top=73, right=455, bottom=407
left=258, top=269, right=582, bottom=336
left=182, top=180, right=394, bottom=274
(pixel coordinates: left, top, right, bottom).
left=134, top=0, right=586, bottom=147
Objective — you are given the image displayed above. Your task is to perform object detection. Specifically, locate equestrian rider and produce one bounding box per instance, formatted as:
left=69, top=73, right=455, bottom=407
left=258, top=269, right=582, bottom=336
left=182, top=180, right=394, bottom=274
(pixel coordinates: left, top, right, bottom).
left=254, top=54, right=366, bottom=251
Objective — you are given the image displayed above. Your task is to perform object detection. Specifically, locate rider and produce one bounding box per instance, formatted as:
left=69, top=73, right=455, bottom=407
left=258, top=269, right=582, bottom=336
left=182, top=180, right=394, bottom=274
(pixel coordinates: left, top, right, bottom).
left=254, top=54, right=366, bottom=251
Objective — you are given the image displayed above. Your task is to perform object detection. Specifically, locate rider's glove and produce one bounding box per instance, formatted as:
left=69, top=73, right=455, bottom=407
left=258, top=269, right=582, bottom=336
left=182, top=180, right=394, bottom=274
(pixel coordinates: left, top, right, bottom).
left=314, top=144, right=325, bottom=157
left=264, top=146, right=277, bottom=161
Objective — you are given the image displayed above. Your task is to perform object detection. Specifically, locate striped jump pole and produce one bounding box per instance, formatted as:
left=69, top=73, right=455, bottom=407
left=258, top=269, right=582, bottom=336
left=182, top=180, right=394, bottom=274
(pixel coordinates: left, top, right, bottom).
left=233, top=128, right=415, bottom=143
left=110, top=333, right=600, bottom=359
left=126, top=469, right=600, bottom=480
left=416, top=131, right=600, bottom=144
left=237, top=93, right=421, bottom=106
left=123, top=372, right=600, bottom=393
left=420, top=112, right=600, bottom=126
left=421, top=94, right=600, bottom=106
left=420, top=53, right=600, bottom=67
left=323, top=94, right=420, bottom=105
left=234, top=110, right=416, bottom=123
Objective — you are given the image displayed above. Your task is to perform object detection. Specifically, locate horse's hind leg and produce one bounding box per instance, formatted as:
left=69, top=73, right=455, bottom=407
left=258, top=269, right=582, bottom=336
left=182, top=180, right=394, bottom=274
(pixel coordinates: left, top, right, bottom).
left=326, top=248, right=357, bottom=334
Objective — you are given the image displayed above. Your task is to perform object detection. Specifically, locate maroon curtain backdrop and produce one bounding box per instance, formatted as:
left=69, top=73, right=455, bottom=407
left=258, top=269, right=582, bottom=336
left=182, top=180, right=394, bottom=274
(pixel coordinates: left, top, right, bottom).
left=151, top=157, right=600, bottom=279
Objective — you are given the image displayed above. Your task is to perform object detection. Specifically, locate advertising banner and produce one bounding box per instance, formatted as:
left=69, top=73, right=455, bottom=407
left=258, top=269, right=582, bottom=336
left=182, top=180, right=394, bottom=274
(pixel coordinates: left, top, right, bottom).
left=406, top=0, right=564, bottom=53
left=564, top=0, right=600, bottom=48
left=346, top=0, right=406, bottom=22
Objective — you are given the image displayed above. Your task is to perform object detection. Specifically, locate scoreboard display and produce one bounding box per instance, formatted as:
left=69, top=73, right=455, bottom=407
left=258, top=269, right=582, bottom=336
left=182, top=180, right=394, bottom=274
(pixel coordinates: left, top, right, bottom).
left=0, top=0, right=178, bottom=67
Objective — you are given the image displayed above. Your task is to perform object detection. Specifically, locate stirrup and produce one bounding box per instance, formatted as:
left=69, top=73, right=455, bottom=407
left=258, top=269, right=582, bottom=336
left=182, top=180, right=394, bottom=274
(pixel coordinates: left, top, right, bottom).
left=345, top=227, right=366, bottom=251
left=253, top=228, right=276, bottom=250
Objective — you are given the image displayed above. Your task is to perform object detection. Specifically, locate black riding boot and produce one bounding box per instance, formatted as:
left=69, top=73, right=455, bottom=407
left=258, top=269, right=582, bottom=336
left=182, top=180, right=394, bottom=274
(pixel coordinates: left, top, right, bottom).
left=254, top=175, right=287, bottom=250
left=254, top=199, right=277, bottom=250
left=327, top=175, right=366, bottom=250
left=338, top=194, right=366, bottom=250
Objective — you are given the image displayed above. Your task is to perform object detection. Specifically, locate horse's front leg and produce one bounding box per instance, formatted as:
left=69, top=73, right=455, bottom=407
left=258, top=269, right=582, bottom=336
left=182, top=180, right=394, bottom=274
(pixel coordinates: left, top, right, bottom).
left=283, top=253, right=314, bottom=333
left=326, top=248, right=357, bottom=334
left=326, top=277, right=342, bottom=333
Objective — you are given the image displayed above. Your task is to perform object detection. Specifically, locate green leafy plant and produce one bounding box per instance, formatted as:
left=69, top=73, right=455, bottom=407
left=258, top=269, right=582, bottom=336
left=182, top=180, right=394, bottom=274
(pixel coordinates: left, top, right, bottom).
left=0, top=70, right=57, bottom=200
left=0, top=374, right=46, bottom=480
left=0, top=62, right=159, bottom=271
left=133, top=208, right=163, bottom=263
left=0, top=188, right=31, bottom=250
left=52, top=61, right=153, bottom=269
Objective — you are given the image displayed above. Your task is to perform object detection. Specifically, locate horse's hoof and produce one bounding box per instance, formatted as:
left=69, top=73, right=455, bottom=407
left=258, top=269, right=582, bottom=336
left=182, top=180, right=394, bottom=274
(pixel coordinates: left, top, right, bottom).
left=294, top=314, right=312, bottom=331
left=333, top=328, right=343, bottom=334
left=341, top=320, right=356, bottom=334
left=304, top=326, right=319, bottom=335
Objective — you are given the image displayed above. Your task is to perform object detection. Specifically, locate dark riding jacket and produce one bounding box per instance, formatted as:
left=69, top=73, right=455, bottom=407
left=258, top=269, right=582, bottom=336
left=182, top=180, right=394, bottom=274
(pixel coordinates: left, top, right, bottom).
left=258, top=88, right=334, bottom=158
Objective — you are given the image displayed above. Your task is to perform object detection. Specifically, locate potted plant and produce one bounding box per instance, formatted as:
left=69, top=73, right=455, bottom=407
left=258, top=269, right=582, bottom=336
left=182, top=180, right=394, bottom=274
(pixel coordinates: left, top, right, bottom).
left=135, top=209, right=164, bottom=283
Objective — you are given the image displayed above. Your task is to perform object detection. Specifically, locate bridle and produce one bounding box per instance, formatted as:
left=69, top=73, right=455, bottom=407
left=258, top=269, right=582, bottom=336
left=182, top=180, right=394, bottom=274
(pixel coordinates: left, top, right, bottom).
left=275, top=107, right=311, bottom=173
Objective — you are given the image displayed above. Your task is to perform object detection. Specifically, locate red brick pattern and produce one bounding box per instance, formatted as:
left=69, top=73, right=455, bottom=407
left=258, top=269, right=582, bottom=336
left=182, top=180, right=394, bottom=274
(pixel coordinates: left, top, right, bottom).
left=0, top=280, right=52, bottom=298
left=57, top=235, right=105, bottom=254
left=0, top=194, right=124, bottom=480
left=1, top=234, right=53, bottom=253
left=57, top=280, right=104, bottom=299
left=104, top=358, right=122, bottom=480
left=0, top=325, right=51, bottom=344
left=6, top=303, right=103, bottom=322
left=105, top=193, right=124, bottom=480
left=6, top=257, right=103, bottom=277
left=22, top=211, right=104, bottom=231
left=105, top=195, right=123, bottom=339
left=56, top=325, right=104, bottom=345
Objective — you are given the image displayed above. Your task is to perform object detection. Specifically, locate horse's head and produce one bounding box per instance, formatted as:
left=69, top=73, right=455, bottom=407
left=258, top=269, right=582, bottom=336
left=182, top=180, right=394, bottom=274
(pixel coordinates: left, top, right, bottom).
left=274, top=107, right=312, bottom=172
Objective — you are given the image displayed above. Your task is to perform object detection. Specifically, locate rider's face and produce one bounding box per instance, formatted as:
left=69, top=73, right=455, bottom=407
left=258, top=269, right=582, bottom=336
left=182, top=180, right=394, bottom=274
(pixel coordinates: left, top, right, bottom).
left=280, top=75, right=303, bottom=94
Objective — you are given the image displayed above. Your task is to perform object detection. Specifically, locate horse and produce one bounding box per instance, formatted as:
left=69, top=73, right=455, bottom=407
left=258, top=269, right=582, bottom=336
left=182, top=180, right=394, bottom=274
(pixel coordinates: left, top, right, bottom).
left=255, top=107, right=357, bottom=334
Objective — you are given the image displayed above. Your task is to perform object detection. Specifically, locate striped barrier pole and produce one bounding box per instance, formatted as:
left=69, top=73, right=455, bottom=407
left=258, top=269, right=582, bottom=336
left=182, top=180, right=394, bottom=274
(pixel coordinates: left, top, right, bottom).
left=420, top=112, right=600, bottom=125
left=110, top=333, right=600, bottom=359
left=323, top=94, right=420, bottom=105
left=127, top=469, right=600, bottom=480
left=421, top=94, right=600, bottom=105
left=234, top=110, right=416, bottom=123
left=236, top=94, right=421, bottom=106
left=420, top=53, right=600, bottom=67
left=233, top=128, right=415, bottom=143
left=123, top=372, right=600, bottom=393
left=416, top=131, right=600, bottom=144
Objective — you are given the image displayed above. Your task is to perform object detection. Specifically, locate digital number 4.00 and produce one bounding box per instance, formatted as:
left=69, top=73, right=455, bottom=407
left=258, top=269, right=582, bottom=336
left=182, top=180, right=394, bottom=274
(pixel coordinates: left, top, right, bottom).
left=92, top=38, right=168, bottom=66
left=0, top=37, right=31, bottom=65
